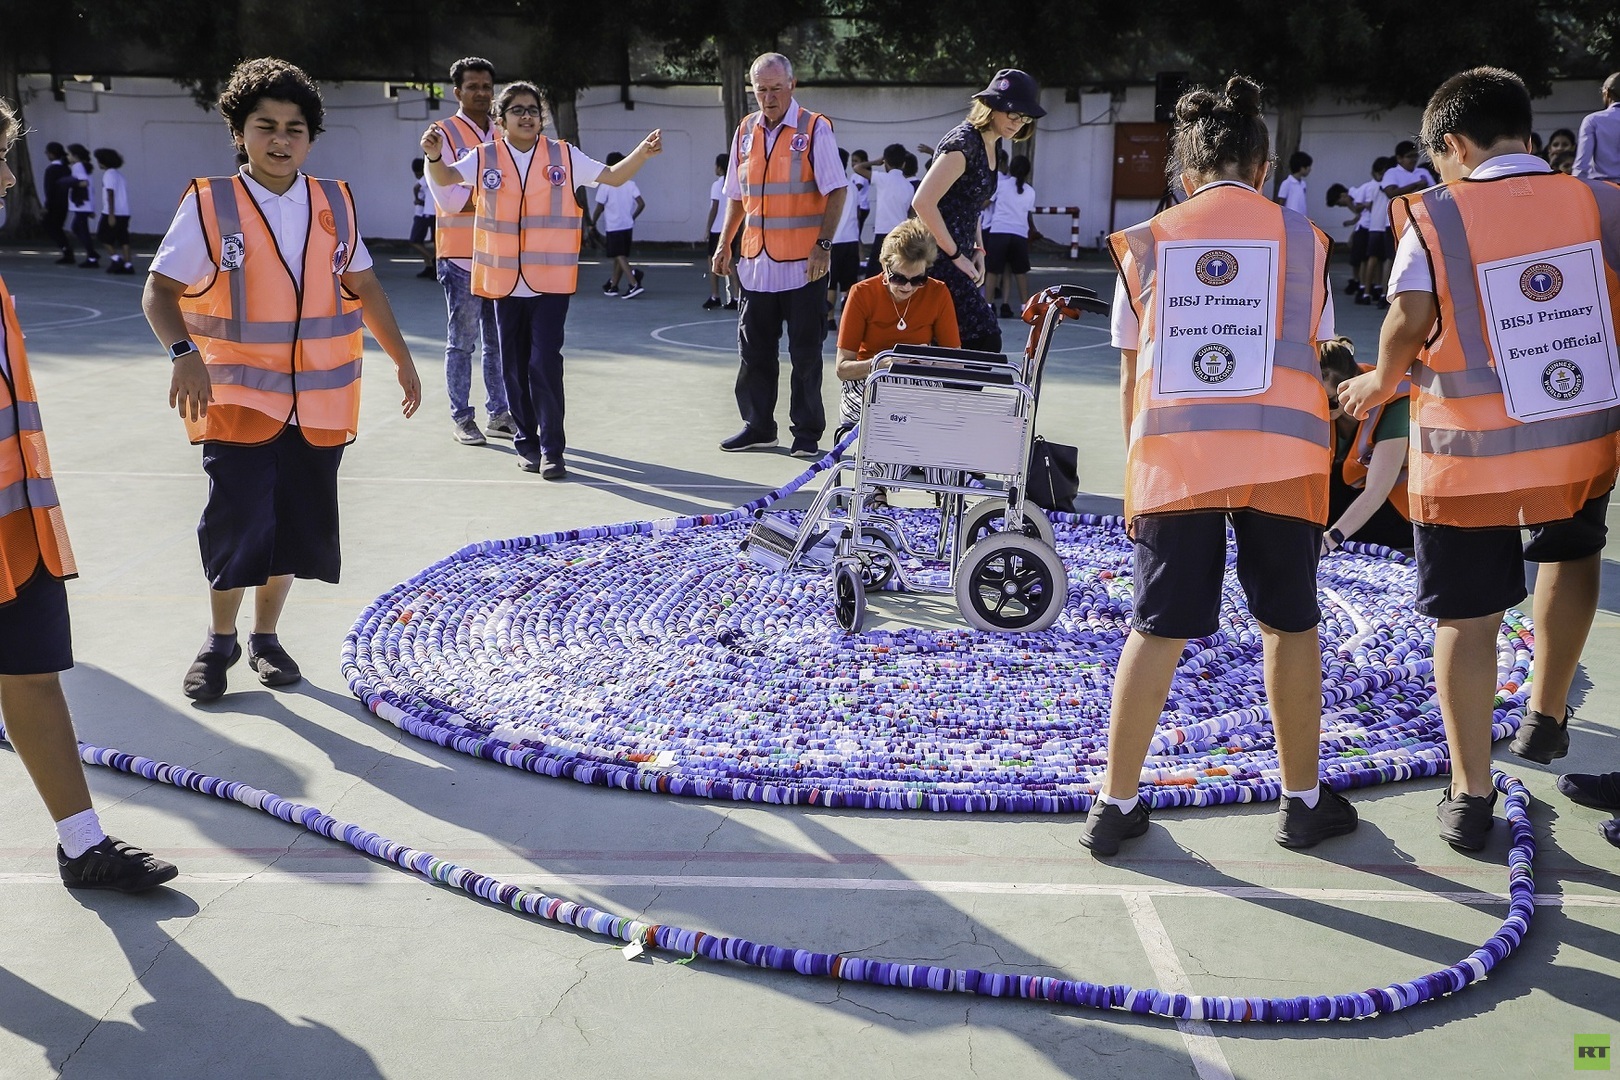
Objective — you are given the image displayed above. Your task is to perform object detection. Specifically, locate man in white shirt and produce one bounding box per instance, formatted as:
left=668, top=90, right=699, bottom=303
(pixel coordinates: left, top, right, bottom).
left=1273, top=151, right=1311, bottom=215
left=425, top=58, right=514, bottom=447
left=1574, top=72, right=1620, bottom=182
left=711, top=53, right=847, bottom=457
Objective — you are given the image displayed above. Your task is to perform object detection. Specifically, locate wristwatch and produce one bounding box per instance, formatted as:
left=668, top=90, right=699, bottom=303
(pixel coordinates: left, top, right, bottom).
left=168, top=340, right=199, bottom=361
left=815, top=238, right=833, bottom=251
left=1326, top=527, right=1346, bottom=550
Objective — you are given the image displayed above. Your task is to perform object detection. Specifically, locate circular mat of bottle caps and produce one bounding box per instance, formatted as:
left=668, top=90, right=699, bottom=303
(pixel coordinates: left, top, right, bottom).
left=344, top=459, right=1532, bottom=813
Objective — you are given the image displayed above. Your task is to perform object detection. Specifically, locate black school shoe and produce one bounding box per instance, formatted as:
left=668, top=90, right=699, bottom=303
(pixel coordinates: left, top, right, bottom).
left=1437, top=787, right=1497, bottom=851
left=59, top=837, right=178, bottom=893
left=183, top=640, right=241, bottom=701
left=1557, top=771, right=1620, bottom=810
left=541, top=457, right=568, bottom=481
left=248, top=641, right=303, bottom=687
left=1509, top=706, right=1570, bottom=764
left=1078, top=800, right=1150, bottom=856
left=1275, top=784, right=1359, bottom=848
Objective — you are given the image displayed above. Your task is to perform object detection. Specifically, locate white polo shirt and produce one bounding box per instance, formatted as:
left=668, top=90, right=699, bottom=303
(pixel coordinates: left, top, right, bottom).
left=151, top=168, right=373, bottom=291
left=1386, top=154, right=1550, bottom=297
left=1275, top=174, right=1308, bottom=216
left=448, top=139, right=606, bottom=299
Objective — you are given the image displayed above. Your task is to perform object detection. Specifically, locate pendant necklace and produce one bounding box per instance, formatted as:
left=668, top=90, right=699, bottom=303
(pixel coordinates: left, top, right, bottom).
left=891, top=290, right=914, bottom=331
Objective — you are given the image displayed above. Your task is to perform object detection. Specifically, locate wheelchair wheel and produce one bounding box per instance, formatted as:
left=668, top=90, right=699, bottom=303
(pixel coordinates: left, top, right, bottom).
left=954, top=533, right=1068, bottom=633
left=857, top=526, right=898, bottom=590
left=834, top=563, right=866, bottom=632
left=957, top=498, right=1055, bottom=555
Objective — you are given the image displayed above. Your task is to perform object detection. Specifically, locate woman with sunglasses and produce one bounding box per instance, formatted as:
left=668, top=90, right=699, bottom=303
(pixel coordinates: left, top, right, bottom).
left=911, top=69, right=1045, bottom=353
left=833, top=219, right=960, bottom=440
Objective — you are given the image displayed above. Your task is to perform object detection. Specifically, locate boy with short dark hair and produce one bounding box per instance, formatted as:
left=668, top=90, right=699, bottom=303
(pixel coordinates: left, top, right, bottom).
left=1340, top=66, right=1620, bottom=851
left=592, top=151, right=646, bottom=298
left=143, top=57, right=422, bottom=703
left=1274, top=150, right=1312, bottom=214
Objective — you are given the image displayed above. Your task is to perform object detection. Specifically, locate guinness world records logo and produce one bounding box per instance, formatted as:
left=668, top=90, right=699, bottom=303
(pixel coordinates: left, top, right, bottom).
left=1195, top=249, right=1239, bottom=287
left=1193, top=343, right=1237, bottom=384
left=1542, top=359, right=1583, bottom=400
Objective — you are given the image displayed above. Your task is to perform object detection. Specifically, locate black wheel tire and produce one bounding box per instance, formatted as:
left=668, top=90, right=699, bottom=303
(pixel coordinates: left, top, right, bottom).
left=954, top=532, right=1068, bottom=633
left=957, top=498, right=1055, bottom=555
left=834, top=563, right=866, bottom=632
left=857, top=526, right=898, bottom=590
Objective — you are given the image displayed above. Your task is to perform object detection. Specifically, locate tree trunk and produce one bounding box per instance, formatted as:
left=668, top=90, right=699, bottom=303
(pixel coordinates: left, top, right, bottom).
left=0, top=50, right=44, bottom=240
left=719, top=49, right=750, bottom=154
left=1272, top=93, right=1305, bottom=200
left=545, top=90, right=581, bottom=147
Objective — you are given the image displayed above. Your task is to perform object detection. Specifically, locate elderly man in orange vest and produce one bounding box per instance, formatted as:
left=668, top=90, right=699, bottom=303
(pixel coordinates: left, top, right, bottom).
left=425, top=57, right=516, bottom=448
left=1341, top=66, right=1620, bottom=851
left=712, top=52, right=848, bottom=459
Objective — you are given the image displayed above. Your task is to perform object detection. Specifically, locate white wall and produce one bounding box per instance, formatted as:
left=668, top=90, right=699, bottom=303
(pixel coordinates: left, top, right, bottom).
left=19, top=74, right=1607, bottom=250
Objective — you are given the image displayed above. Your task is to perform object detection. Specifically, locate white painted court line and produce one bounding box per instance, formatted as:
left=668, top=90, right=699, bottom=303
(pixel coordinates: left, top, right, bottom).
left=53, top=469, right=760, bottom=490
left=1123, top=892, right=1235, bottom=1080
left=1, top=871, right=1614, bottom=908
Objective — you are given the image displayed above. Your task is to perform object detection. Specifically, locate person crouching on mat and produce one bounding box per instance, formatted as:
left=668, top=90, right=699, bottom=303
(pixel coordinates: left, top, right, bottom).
left=1084, top=74, right=1355, bottom=857
left=0, top=100, right=178, bottom=892
left=144, top=58, right=422, bottom=703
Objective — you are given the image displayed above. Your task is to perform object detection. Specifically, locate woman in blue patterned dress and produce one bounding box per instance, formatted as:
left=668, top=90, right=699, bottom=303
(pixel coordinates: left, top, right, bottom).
left=911, top=69, right=1046, bottom=353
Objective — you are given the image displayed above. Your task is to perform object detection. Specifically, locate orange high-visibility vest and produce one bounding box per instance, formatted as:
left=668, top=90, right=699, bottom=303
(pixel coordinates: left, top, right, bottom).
left=1393, top=173, right=1620, bottom=527
left=1110, top=184, right=1333, bottom=531
left=0, top=275, right=77, bottom=605
left=177, top=175, right=365, bottom=447
left=1341, top=363, right=1411, bottom=520
left=469, top=138, right=583, bottom=299
left=432, top=114, right=492, bottom=260
left=737, top=108, right=830, bottom=263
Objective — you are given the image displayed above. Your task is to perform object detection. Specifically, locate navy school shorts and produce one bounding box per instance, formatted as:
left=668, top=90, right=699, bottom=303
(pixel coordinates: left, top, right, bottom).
left=0, top=571, right=73, bottom=675
left=199, top=426, right=345, bottom=591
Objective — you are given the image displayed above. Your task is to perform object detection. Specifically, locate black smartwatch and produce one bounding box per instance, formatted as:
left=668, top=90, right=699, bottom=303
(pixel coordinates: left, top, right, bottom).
left=815, top=238, right=833, bottom=251
left=168, top=340, right=199, bottom=361
left=1326, top=527, right=1346, bottom=550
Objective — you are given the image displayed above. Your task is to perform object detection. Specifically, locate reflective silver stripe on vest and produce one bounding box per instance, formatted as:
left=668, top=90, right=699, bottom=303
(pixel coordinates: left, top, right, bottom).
left=473, top=252, right=578, bottom=270
left=1133, top=402, right=1331, bottom=444
left=752, top=215, right=824, bottom=230
left=757, top=181, right=819, bottom=195
left=1273, top=341, right=1322, bottom=377
left=183, top=310, right=364, bottom=344
left=1411, top=362, right=1502, bottom=399
left=0, top=476, right=61, bottom=517
left=0, top=401, right=43, bottom=434
left=208, top=178, right=249, bottom=321
left=1279, top=210, right=1318, bottom=344
left=1420, top=405, right=1620, bottom=456
left=209, top=358, right=362, bottom=394
left=519, top=214, right=580, bottom=229
left=1417, top=188, right=1495, bottom=378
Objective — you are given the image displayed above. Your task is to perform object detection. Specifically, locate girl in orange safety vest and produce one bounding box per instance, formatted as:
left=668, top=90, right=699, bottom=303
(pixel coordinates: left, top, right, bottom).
left=144, top=58, right=422, bottom=705
left=421, top=81, right=661, bottom=480
left=1317, top=337, right=1413, bottom=554
left=0, top=98, right=178, bottom=892
left=1339, top=67, right=1620, bottom=851
left=1083, top=75, right=1359, bottom=858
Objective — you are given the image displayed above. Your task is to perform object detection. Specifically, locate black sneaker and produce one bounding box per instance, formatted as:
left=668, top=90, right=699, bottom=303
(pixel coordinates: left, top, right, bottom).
left=1275, top=784, right=1359, bottom=848
left=1436, top=787, right=1497, bottom=851
left=79, top=258, right=100, bottom=269
left=790, top=438, right=821, bottom=459
left=602, top=279, right=616, bottom=295
left=1510, top=707, right=1570, bottom=763
left=59, top=836, right=178, bottom=893
left=1557, top=771, right=1620, bottom=810
left=720, top=427, right=777, bottom=452
left=1354, top=292, right=1372, bottom=305
left=248, top=642, right=302, bottom=687
left=518, top=457, right=542, bottom=473
left=183, top=640, right=241, bottom=702
left=703, top=296, right=722, bottom=310
left=1079, top=800, right=1150, bottom=856
left=723, top=298, right=739, bottom=310
left=416, top=266, right=436, bottom=279
left=631, top=268, right=644, bottom=286
left=1344, top=278, right=1361, bottom=295
left=541, top=457, right=567, bottom=481
left=998, top=303, right=1015, bottom=319
left=55, top=252, right=77, bottom=265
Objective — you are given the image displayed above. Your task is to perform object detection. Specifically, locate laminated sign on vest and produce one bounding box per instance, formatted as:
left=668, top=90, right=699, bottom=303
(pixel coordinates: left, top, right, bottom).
left=1151, top=240, right=1280, bottom=399
left=1475, top=239, right=1620, bottom=422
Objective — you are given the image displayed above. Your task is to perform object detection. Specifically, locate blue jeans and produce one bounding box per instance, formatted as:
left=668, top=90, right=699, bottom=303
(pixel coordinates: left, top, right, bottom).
left=437, top=260, right=507, bottom=422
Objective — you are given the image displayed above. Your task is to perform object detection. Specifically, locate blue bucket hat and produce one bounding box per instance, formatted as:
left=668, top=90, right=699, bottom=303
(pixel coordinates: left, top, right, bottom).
left=972, top=69, right=1047, bottom=119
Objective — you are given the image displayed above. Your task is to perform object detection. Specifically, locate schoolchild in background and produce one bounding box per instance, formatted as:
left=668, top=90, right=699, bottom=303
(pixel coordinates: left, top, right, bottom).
left=409, top=158, right=435, bottom=278
left=144, top=57, right=422, bottom=703
left=65, top=144, right=97, bottom=268
left=703, top=152, right=739, bottom=310
left=93, top=148, right=134, bottom=274
left=984, top=154, right=1039, bottom=319
left=591, top=152, right=646, bottom=298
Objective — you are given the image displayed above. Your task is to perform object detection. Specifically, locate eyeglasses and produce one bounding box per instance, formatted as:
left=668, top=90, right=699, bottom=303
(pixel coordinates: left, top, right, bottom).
left=1006, top=112, right=1033, bottom=125
left=886, top=270, right=929, bottom=287
left=503, top=106, right=542, bottom=118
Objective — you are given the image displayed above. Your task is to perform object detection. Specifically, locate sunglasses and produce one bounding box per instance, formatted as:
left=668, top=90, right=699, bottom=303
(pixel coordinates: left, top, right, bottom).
left=885, top=270, right=929, bottom=287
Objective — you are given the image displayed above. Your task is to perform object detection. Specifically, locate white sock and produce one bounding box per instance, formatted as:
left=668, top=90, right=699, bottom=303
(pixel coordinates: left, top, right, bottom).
left=1099, top=792, right=1140, bottom=816
left=56, top=808, right=106, bottom=859
left=1281, top=784, right=1321, bottom=809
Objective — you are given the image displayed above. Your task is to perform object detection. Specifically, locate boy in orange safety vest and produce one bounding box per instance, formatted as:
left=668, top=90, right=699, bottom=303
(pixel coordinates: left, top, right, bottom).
left=0, top=99, right=178, bottom=892
left=1340, top=67, right=1620, bottom=850
left=143, top=58, right=422, bottom=704
left=421, top=81, right=661, bottom=480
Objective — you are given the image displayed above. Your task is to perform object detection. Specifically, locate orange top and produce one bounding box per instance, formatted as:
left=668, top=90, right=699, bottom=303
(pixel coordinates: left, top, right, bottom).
left=837, top=276, right=961, bottom=360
